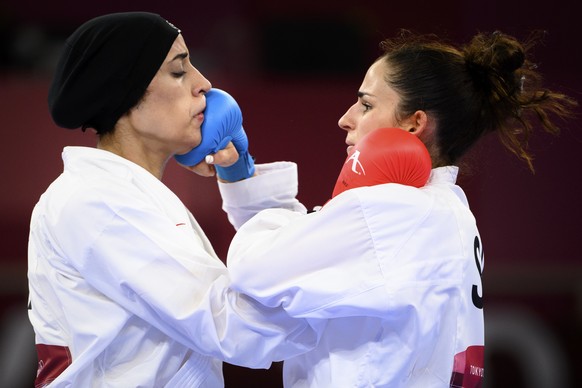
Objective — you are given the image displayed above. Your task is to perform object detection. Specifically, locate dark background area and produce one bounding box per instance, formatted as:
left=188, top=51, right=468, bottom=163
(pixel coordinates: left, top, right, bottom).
left=0, top=1, right=580, bottom=387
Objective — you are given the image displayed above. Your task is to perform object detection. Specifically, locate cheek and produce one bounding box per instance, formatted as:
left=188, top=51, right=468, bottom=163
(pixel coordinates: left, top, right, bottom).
left=355, top=111, right=398, bottom=142
left=131, top=96, right=178, bottom=134
left=368, top=110, right=398, bottom=131
left=356, top=126, right=375, bottom=143
left=358, top=115, right=383, bottom=136
left=149, top=93, right=189, bottom=126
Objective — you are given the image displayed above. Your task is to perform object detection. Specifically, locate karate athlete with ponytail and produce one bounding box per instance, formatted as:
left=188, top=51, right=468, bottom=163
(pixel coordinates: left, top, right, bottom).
left=183, top=30, right=576, bottom=387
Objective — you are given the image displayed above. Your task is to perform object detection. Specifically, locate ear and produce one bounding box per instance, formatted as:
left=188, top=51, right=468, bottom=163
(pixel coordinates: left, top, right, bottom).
left=404, top=110, right=429, bottom=137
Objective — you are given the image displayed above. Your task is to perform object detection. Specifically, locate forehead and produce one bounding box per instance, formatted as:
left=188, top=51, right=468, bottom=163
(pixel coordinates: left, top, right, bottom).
left=360, top=60, right=399, bottom=101
left=361, top=60, right=386, bottom=89
left=163, top=34, right=187, bottom=62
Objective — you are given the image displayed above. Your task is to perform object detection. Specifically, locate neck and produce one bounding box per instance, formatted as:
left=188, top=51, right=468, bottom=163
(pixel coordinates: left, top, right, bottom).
left=97, top=132, right=167, bottom=180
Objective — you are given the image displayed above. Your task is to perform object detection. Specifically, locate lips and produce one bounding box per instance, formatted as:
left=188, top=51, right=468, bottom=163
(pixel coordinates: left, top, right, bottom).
left=194, top=112, right=204, bottom=123
left=194, top=104, right=206, bottom=121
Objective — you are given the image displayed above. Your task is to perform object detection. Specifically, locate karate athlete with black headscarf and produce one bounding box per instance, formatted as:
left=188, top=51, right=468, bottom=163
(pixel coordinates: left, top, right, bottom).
left=27, top=12, right=323, bottom=387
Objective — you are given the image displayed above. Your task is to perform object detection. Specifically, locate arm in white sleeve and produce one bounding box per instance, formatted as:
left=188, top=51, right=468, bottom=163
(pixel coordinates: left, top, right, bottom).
left=55, top=184, right=318, bottom=368
left=218, top=162, right=307, bottom=230
left=227, top=185, right=446, bottom=320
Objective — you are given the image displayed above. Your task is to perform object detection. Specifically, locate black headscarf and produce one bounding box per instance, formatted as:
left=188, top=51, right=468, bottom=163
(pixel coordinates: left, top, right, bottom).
left=48, top=12, right=180, bottom=134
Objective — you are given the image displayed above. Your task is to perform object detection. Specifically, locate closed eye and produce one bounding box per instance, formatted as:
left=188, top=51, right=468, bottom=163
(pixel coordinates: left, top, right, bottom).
left=170, top=52, right=189, bottom=78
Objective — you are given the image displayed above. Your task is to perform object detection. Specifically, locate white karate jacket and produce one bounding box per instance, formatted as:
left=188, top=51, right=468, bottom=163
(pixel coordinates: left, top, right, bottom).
left=221, top=163, right=485, bottom=387
left=27, top=147, right=318, bottom=387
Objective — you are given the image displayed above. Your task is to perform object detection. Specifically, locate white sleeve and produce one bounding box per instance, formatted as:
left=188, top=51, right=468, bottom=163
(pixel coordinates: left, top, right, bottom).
left=218, top=162, right=307, bottom=230
left=227, top=185, right=437, bottom=320
left=55, top=186, right=318, bottom=368
left=227, top=189, right=388, bottom=319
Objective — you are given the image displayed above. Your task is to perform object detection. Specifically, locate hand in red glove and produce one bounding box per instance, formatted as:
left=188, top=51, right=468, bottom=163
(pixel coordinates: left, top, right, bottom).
left=332, top=127, right=432, bottom=198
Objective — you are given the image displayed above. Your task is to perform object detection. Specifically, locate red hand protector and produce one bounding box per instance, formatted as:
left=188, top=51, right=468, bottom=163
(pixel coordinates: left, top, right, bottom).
left=332, top=127, right=432, bottom=198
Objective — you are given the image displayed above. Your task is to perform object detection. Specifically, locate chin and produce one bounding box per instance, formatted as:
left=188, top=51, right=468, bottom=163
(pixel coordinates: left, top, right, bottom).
left=185, top=136, right=201, bottom=150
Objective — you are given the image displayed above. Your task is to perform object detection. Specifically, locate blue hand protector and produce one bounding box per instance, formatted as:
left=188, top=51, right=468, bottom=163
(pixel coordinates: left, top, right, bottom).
left=174, top=88, right=255, bottom=181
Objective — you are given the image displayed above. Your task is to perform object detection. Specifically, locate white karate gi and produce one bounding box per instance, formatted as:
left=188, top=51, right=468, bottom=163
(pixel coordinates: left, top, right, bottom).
left=27, top=147, right=318, bottom=387
left=222, top=163, right=485, bottom=387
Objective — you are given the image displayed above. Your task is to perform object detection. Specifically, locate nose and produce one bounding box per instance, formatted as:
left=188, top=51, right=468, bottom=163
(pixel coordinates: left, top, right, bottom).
left=338, top=104, right=355, bottom=131
left=191, top=67, right=212, bottom=96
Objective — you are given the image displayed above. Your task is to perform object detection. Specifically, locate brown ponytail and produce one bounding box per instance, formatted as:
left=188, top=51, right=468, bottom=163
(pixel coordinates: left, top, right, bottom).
left=379, top=30, right=577, bottom=172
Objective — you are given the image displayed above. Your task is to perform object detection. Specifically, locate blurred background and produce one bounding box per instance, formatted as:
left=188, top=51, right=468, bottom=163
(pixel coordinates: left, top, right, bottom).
left=0, top=0, right=580, bottom=387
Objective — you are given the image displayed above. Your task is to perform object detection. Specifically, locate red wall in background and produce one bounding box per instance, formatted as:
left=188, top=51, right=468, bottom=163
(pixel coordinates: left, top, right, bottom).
left=1, top=1, right=580, bottom=387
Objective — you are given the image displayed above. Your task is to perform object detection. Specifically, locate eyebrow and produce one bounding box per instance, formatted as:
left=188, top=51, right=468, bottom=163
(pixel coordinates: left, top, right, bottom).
left=357, top=91, right=373, bottom=98
left=171, top=52, right=188, bottom=62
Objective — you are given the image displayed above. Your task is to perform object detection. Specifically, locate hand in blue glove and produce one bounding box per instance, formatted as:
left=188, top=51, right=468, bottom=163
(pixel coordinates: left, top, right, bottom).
left=175, top=88, right=255, bottom=181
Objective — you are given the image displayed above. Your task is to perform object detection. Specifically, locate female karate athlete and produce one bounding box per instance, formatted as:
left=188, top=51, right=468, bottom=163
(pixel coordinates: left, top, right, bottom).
left=190, top=31, right=577, bottom=387
left=27, top=12, right=323, bottom=387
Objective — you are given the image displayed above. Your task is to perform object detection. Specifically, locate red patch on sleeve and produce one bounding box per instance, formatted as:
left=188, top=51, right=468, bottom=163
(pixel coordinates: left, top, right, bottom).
left=450, top=345, right=484, bottom=387
left=35, top=344, right=72, bottom=387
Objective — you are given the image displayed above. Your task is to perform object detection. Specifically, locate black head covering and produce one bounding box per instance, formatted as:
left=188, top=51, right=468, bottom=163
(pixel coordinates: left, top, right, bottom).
left=48, top=12, right=180, bottom=134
